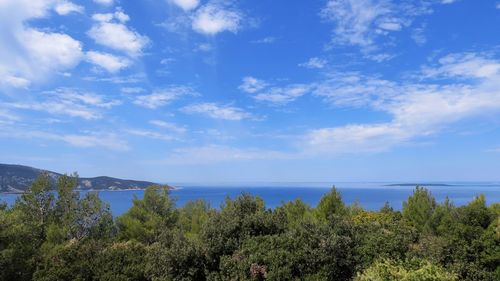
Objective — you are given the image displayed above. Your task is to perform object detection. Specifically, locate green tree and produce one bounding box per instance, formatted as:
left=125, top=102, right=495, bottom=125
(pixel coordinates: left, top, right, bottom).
left=355, top=258, right=457, bottom=281
left=117, top=185, right=177, bottom=243
left=95, top=241, right=148, bottom=281
left=201, top=194, right=285, bottom=272
left=73, top=192, right=115, bottom=240
left=146, top=230, right=207, bottom=281
left=1, top=174, right=56, bottom=281
left=353, top=210, right=417, bottom=270
left=275, top=198, right=314, bottom=229
left=445, top=195, right=498, bottom=281
left=402, top=186, right=437, bottom=232
left=14, top=172, right=55, bottom=227
left=218, top=219, right=356, bottom=281
left=50, top=173, right=80, bottom=242
left=177, top=199, right=211, bottom=239
left=33, top=239, right=103, bottom=281
left=315, top=186, right=347, bottom=221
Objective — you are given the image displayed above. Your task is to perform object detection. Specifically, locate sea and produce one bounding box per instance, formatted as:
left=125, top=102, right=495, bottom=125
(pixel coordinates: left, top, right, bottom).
left=1, top=182, right=499, bottom=216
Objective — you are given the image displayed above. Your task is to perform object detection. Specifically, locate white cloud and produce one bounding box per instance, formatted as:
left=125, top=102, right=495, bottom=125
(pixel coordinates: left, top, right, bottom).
left=84, top=73, right=146, bottom=84
left=192, top=3, right=242, bottom=35
left=21, top=29, right=83, bottom=69
left=305, top=123, right=408, bottom=153
left=312, top=74, right=399, bottom=107
left=299, top=57, right=328, bottom=69
left=422, top=53, right=500, bottom=79
left=114, top=10, right=130, bottom=23
left=301, top=53, right=500, bottom=154
left=254, top=84, right=312, bottom=105
left=121, top=87, right=146, bottom=94
left=1, top=76, right=31, bottom=88
left=134, top=87, right=196, bottom=109
left=55, top=1, right=84, bottom=15
left=88, top=10, right=149, bottom=56
left=0, top=109, right=20, bottom=125
left=3, top=88, right=121, bottom=120
left=93, top=0, right=114, bottom=5
left=251, top=37, right=276, bottom=44
left=364, top=53, right=395, bottom=62
left=170, top=0, right=200, bottom=11
left=321, top=0, right=396, bottom=47
left=157, top=14, right=191, bottom=33
left=181, top=103, right=251, bottom=120
left=497, top=2, right=500, bottom=9
left=411, top=25, right=427, bottom=46
left=149, top=120, right=187, bottom=134
left=0, top=0, right=84, bottom=87
left=92, top=13, right=113, bottom=22
left=86, top=51, right=132, bottom=73
left=164, top=145, right=289, bottom=164
left=320, top=0, right=437, bottom=56
left=378, top=21, right=402, bottom=31
left=61, top=133, right=128, bottom=151
left=0, top=127, right=129, bottom=151
left=126, top=129, right=175, bottom=141
left=239, top=76, right=268, bottom=93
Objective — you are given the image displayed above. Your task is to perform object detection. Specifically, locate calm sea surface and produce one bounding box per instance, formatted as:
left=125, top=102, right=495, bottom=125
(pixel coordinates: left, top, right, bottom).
left=1, top=182, right=499, bottom=216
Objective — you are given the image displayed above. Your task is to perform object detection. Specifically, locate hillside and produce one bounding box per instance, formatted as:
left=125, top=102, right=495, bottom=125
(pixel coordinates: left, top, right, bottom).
left=0, top=163, right=159, bottom=193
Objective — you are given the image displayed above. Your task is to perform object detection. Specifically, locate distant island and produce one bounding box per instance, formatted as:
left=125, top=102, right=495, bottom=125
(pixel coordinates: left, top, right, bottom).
left=0, top=163, right=165, bottom=193
left=385, top=183, right=454, bottom=187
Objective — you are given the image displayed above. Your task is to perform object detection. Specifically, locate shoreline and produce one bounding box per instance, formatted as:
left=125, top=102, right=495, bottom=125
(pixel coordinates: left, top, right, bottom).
left=1, top=186, right=176, bottom=195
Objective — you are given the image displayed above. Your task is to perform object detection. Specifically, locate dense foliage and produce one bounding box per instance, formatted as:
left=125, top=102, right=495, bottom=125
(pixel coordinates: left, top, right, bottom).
left=0, top=174, right=498, bottom=281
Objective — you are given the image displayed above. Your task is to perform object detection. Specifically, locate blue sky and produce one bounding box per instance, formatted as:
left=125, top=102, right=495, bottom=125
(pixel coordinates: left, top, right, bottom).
left=1, top=0, right=500, bottom=183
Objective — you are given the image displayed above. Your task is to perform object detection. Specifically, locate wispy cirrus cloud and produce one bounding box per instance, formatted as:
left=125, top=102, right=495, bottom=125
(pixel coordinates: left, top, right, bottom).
left=0, top=109, right=20, bottom=125
left=239, top=76, right=268, bottom=93
left=134, top=86, right=197, bottom=109
left=60, top=133, right=129, bottom=151
left=126, top=129, right=176, bottom=142
left=236, top=51, right=500, bottom=155
left=84, top=73, right=146, bottom=84
left=181, top=102, right=251, bottom=121
left=2, top=88, right=121, bottom=120
left=149, top=120, right=187, bottom=134
left=164, top=144, right=290, bottom=164
left=320, top=0, right=452, bottom=59
left=411, top=24, right=427, bottom=46
left=299, top=57, right=328, bottom=69
left=420, top=52, right=500, bottom=79
left=239, top=76, right=313, bottom=106
left=301, top=52, right=500, bottom=154
left=121, top=87, right=146, bottom=94
left=251, top=37, right=276, bottom=44
left=254, top=84, right=312, bottom=105
left=0, top=128, right=129, bottom=151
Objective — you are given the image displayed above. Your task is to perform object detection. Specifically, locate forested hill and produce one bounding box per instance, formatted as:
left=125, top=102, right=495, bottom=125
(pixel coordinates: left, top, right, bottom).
left=0, top=163, right=158, bottom=193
